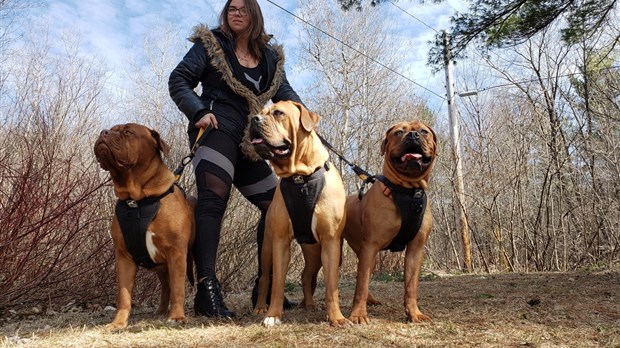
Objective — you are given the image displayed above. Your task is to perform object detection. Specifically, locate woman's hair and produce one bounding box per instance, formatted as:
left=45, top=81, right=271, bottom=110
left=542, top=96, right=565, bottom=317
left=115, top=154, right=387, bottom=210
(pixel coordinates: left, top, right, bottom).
left=218, top=0, right=271, bottom=61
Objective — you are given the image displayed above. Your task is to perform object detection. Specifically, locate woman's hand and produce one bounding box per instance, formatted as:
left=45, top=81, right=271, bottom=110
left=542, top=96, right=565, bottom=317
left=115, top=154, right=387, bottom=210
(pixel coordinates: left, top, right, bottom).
left=196, top=112, right=218, bottom=129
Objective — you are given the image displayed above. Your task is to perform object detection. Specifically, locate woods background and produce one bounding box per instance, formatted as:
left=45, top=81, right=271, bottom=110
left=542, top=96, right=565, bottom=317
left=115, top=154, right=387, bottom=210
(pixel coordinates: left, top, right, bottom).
left=1, top=0, right=618, bottom=312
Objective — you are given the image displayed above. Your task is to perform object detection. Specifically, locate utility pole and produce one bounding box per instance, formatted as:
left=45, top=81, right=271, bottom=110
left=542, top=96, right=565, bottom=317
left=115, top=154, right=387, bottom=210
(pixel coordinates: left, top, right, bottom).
left=442, top=30, right=472, bottom=272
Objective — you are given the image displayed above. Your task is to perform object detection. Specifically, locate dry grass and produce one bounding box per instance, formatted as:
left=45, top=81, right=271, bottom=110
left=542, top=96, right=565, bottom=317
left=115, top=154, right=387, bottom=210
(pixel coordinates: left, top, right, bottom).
left=1, top=270, right=619, bottom=348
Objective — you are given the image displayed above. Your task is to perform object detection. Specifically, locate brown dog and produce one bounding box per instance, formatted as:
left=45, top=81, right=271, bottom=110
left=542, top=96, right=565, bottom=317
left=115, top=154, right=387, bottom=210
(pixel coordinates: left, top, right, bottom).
left=247, top=101, right=350, bottom=327
left=342, top=120, right=436, bottom=324
left=94, top=123, right=195, bottom=329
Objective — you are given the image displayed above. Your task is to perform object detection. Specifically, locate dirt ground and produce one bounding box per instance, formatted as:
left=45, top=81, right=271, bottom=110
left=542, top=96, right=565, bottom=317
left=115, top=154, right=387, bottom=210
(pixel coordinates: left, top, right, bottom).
left=1, top=270, right=619, bottom=347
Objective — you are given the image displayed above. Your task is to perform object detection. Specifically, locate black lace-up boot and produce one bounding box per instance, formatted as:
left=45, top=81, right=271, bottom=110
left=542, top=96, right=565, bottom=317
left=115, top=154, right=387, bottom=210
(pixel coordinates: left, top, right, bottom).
left=194, top=277, right=235, bottom=318
left=251, top=275, right=297, bottom=310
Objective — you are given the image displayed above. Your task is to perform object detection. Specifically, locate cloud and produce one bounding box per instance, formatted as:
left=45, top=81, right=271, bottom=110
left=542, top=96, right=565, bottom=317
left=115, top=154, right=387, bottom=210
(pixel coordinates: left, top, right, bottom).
left=32, top=0, right=462, bottom=113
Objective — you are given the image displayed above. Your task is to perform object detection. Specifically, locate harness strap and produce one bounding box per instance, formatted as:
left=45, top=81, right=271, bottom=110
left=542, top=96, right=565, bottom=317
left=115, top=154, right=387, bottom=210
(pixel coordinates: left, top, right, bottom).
left=280, top=162, right=330, bottom=244
left=115, top=184, right=176, bottom=268
left=121, top=184, right=175, bottom=209
left=374, top=175, right=427, bottom=252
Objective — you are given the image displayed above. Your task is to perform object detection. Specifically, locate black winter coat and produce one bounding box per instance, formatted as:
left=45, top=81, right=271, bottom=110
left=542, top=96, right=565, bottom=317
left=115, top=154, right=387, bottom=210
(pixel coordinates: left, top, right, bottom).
left=169, top=25, right=302, bottom=146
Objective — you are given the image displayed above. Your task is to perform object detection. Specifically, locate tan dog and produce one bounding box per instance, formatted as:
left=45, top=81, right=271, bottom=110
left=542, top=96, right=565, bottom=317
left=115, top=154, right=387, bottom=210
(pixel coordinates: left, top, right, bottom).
left=247, top=101, right=350, bottom=327
left=343, top=120, right=436, bottom=324
left=94, top=123, right=195, bottom=329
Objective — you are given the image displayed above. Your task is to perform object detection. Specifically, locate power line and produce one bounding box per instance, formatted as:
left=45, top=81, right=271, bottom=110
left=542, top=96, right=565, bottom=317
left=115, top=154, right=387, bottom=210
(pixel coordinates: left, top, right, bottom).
left=476, top=64, right=620, bottom=93
left=387, top=0, right=439, bottom=33
left=264, top=0, right=446, bottom=100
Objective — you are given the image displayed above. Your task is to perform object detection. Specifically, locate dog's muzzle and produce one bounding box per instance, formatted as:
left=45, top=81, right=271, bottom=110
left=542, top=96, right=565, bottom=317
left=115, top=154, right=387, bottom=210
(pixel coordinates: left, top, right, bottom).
left=393, top=136, right=433, bottom=171
left=249, top=116, right=291, bottom=159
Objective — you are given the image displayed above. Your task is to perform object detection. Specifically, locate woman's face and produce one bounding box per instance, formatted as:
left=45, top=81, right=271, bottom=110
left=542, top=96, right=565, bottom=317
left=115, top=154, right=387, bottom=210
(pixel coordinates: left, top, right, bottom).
left=227, top=0, right=250, bottom=36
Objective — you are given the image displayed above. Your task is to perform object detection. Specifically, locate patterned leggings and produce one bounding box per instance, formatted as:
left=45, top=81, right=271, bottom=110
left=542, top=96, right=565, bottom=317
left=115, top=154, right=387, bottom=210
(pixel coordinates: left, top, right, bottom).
left=190, top=129, right=277, bottom=281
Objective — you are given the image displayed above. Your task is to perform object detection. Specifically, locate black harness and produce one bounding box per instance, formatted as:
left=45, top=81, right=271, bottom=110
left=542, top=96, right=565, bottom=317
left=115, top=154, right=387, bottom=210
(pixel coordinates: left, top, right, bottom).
left=114, top=185, right=176, bottom=268
left=374, top=175, right=427, bottom=252
left=279, top=162, right=330, bottom=244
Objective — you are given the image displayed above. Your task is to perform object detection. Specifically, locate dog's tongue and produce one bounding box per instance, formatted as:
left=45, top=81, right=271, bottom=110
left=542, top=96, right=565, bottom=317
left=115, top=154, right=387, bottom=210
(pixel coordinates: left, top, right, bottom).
left=251, top=138, right=264, bottom=145
left=401, top=153, right=422, bottom=162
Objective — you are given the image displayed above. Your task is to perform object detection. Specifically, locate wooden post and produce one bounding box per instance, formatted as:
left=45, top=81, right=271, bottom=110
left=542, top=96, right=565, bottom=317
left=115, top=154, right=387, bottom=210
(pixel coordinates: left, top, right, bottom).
left=442, top=30, right=472, bottom=272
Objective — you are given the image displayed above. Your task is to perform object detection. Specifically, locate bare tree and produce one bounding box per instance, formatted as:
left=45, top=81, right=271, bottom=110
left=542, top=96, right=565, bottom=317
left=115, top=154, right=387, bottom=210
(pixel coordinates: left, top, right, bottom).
left=450, top=22, right=620, bottom=272
left=0, top=25, right=118, bottom=309
left=295, top=0, right=435, bottom=276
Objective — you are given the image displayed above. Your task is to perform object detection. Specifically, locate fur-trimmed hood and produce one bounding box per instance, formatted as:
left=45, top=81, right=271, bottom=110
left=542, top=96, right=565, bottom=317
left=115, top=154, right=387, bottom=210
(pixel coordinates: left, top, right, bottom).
left=189, top=24, right=286, bottom=117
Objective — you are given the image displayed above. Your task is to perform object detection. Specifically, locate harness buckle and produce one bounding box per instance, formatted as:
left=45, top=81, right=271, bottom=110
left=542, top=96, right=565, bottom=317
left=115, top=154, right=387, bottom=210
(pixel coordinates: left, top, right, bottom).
left=382, top=185, right=392, bottom=198
left=292, top=175, right=304, bottom=184
left=126, top=200, right=138, bottom=208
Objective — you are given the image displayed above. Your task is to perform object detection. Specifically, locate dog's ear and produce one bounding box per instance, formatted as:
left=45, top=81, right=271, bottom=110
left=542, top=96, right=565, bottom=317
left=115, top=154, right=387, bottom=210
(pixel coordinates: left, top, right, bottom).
left=422, top=121, right=438, bottom=156
left=150, top=129, right=170, bottom=157
left=294, top=101, right=321, bottom=132
left=428, top=124, right=437, bottom=147
left=380, top=125, right=396, bottom=156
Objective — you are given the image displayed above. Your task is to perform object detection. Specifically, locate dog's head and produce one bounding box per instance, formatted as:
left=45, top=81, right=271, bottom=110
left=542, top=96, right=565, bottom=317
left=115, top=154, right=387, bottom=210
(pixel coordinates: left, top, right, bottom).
left=246, top=101, right=326, bottom=176
left=380, top=120, right=437, bottom=188
left=94, top=123, right=169, bottom=178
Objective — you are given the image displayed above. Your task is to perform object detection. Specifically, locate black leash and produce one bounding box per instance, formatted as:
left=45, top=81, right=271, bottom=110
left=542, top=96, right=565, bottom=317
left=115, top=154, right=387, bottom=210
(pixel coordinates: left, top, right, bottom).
left=316, top=132, right=375, bottom=187
left=174, top=126, right=213, bottom=182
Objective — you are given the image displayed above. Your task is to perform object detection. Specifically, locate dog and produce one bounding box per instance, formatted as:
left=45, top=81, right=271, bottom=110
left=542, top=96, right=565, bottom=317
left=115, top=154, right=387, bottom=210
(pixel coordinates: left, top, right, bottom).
left=342, top=120, right=436, bottom=324
left=247, top=101, right=350, bottom=327
left=94, top=123, right=195, bottom=329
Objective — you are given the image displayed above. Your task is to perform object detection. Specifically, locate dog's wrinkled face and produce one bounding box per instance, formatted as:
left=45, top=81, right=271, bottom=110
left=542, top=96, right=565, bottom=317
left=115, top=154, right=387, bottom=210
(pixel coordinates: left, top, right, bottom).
left=381, top=120, right=436, bottom=181
left=94, top=123, right=169, bottom=175
left=248, top=101, right=319, bottom=160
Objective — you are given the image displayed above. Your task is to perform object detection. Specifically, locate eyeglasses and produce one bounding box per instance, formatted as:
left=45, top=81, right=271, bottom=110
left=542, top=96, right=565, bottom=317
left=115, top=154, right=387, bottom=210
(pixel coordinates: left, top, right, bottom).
left=227, top=6, right=248, bottom=16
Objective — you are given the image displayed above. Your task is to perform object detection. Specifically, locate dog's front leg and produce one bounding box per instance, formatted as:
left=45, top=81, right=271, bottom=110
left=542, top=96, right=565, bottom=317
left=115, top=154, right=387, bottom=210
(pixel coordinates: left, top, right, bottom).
left=263, top=235, right=291, bottom=327
left=155, top=269, right=170, bottom=315
left=403, top=235, right=431, bottom=323
left=321, top=238, right=351, bottom=327
left=300, top=243, right=321, bottom=310
left=166, top=249, right=188, bottom=323
left=349, top=247, right=377, bottom=325
left=107, top=254, right=137, bottom=330
left=254, top=227, right=273, bottom=314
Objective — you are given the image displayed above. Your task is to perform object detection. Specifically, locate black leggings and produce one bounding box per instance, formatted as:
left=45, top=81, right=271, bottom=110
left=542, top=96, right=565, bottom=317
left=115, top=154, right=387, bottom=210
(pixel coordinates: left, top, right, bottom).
left=191, top=130, right=277, bottom=280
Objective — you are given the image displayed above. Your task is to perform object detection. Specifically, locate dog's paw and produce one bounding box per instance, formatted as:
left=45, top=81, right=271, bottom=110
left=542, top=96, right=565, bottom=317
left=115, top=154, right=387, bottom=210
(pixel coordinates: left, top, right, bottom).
left=253, top=307, right=267, bottom=315
left=262, top=316, right=282, bottom=327
left=405, top=306, right=432, bottom=323
left=330, top=317, right=353, bottom=327
left=166, top=317, right=187, bottom=326
left=366, top=294, right=382, bottom=306
left=299, top=300, right=317, bottom=310
left=104, top=321, right=128, bottom=331
left=408, top=312, right=432, bottom=323
left=349, top=314, right=370, bottom=325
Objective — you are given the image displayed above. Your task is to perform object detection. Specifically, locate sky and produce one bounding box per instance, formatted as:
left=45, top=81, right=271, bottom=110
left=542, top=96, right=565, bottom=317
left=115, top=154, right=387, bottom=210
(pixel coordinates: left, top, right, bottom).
left=28, top=0, right=468, bottom=114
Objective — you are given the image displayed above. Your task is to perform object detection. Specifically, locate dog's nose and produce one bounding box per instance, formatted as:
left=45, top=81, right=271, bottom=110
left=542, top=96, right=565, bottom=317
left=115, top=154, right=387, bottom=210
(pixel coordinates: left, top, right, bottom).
left=407, top=131, right=420, bottom=139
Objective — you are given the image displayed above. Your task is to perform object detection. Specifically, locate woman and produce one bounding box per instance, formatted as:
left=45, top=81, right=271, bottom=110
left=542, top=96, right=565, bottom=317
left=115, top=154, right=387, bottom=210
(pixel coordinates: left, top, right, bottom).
left=168, top=0, right=301, bottom=318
